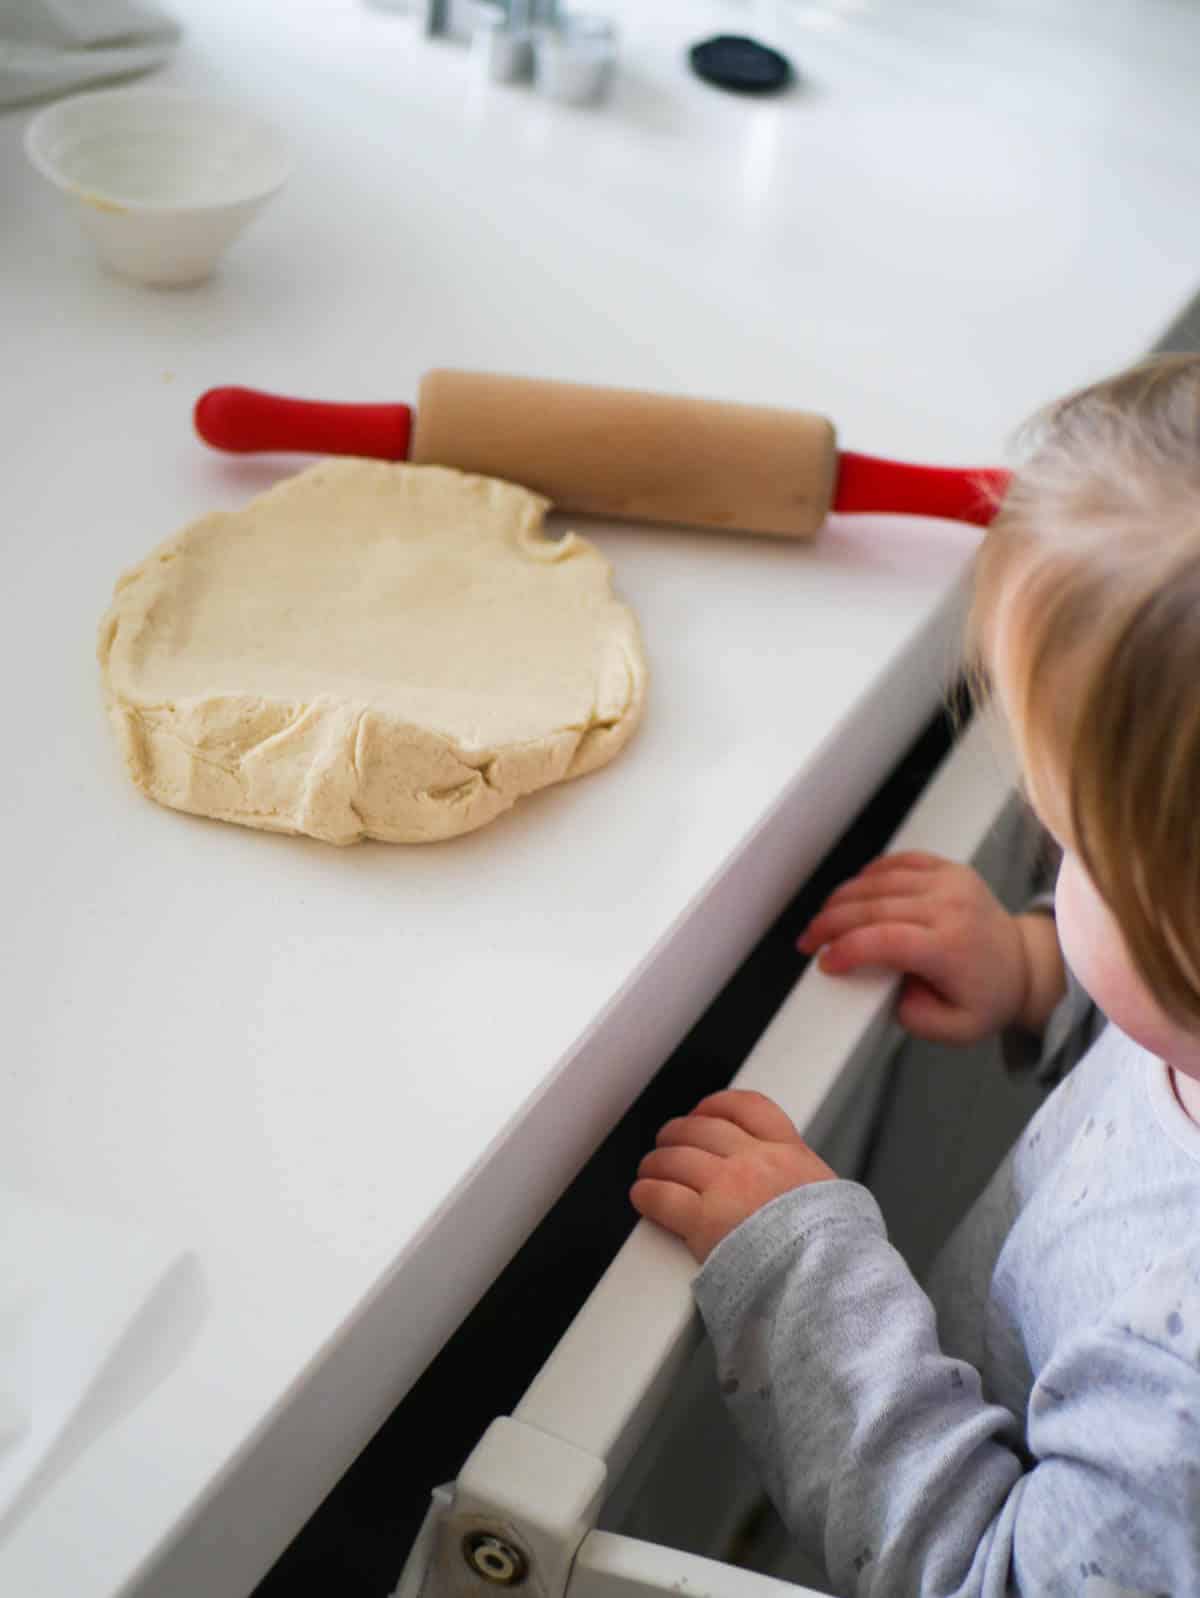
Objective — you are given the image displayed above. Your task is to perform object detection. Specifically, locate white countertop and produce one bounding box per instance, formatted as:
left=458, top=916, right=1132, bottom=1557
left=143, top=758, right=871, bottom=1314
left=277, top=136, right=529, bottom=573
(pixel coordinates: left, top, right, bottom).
left=5, top=2, right=1200, bottom=1595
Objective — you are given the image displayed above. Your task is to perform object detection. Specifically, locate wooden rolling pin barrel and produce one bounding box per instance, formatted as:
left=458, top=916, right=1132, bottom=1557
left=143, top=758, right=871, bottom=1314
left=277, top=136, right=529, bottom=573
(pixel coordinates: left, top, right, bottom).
left=194, top=370, right=1010, bottom=536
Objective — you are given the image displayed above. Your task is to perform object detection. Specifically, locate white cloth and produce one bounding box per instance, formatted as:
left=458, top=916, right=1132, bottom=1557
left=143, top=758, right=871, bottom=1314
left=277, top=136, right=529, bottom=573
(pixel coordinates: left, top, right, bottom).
left=0, top=0, right=180, bottom=107
left=0, top=1189, right=187, bottom=1526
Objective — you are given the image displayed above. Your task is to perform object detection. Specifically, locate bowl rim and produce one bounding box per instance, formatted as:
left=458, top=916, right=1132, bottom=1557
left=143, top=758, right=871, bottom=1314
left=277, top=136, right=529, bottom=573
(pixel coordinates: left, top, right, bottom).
left=23, top=86, right=294, bottom=215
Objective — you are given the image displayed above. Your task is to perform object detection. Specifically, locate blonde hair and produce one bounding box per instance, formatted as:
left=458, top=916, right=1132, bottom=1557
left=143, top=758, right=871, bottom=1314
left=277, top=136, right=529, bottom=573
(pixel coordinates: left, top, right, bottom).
left=966, top=354, right=1200, bottom=1027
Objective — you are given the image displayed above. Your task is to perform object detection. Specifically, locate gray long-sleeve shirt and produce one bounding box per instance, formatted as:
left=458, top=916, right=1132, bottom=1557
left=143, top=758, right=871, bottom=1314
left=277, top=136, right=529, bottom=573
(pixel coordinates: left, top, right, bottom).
left=693, top=1025, right=1200, bottom=1596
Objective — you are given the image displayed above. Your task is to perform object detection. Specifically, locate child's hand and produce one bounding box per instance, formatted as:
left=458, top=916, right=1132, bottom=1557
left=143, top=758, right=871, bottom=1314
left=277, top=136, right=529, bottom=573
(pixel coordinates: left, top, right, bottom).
left=631, top=1089, right=835, bottom=1264
left=796, top=850, right=1043, bottom=1044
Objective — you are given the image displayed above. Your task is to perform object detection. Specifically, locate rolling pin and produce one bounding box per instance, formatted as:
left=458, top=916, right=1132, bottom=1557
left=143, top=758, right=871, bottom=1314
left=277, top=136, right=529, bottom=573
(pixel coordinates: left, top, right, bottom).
left=194, top=370, right=1009, bottom=538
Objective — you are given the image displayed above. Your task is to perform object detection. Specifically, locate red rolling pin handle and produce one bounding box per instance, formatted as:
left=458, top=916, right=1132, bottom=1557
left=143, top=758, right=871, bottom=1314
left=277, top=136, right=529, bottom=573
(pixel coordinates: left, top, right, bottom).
left=194, top=387, right=414, bottom=462
left=834, top=450, right=1010, bottom=528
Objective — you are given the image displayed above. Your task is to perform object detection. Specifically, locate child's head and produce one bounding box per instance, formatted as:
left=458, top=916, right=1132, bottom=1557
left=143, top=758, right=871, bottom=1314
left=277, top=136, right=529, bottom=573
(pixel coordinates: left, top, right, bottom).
left=967, top=354, right=1200, bottom=1042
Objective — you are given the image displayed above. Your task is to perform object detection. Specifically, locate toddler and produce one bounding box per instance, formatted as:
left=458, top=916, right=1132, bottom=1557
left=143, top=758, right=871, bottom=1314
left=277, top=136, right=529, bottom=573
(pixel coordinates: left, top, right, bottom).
left=632, top=354, right=1200, bottom=1595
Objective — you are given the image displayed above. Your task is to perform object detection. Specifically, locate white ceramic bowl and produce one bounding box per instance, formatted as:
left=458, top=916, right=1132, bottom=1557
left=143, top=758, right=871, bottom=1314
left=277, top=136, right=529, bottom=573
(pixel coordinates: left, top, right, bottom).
left=25, top=88, right=293, bottom=287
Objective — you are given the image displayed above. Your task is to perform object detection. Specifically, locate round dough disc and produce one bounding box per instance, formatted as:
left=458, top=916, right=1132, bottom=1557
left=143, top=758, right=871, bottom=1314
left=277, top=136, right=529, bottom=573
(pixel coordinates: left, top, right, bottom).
left=98, top=461, right=648, bottom=844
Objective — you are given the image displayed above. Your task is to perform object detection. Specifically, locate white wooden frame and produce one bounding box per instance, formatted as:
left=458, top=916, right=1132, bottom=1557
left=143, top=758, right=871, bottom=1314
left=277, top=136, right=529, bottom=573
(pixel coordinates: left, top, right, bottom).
left=395, top=715, right=1018, bottom=1598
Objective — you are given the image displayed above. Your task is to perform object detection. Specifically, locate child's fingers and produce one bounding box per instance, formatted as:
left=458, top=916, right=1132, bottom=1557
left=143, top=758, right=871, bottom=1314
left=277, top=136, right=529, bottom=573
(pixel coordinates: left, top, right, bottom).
left=799, top=894, right=936, bottom=952
left=816, top=921, right=946, bottom=980
left=630, top=1177, right=701, bottom=1240
left=690, top=1089, right=799, bottom=1143
left=656, top=1114, right=745, bottom=1157
left=797, top=868, right=947, bottom=952
left=855, top=851, right=946, bottom=875
left=798, top=894, right=937, bottom=956
left=822, top=868, right=943, bottom=906
left=638, top=1145, right=722, bottom=1193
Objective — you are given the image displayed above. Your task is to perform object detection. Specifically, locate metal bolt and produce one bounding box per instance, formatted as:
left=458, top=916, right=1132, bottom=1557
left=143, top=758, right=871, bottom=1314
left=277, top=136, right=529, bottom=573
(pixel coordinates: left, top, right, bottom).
left=463, top=1532, right=529, bottom=1586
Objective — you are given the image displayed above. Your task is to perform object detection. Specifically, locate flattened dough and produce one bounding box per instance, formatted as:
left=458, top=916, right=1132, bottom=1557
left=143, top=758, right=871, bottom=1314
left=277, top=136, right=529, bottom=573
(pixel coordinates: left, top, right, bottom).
left=98, top=461, right=647, bottom=844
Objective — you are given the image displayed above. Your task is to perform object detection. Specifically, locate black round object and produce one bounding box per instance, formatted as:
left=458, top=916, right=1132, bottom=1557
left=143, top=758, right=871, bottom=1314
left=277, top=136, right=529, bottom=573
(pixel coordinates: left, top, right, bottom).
left=688, top=34, right=793, bottom=95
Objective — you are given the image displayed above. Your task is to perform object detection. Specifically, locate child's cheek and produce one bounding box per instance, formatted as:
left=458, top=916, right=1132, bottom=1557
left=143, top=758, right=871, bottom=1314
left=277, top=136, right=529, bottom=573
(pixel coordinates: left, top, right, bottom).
left=1053, top=856, right=1100, bottom=1001
left=1055, top=858, right=1126, bottom=1016
left=1056, top=856, right=1174, bottom=1056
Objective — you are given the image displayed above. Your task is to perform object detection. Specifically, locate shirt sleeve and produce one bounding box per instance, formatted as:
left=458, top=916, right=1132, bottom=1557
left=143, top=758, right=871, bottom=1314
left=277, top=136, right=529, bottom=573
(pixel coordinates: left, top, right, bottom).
left=693, top=1180, right=1200, bottom=1596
